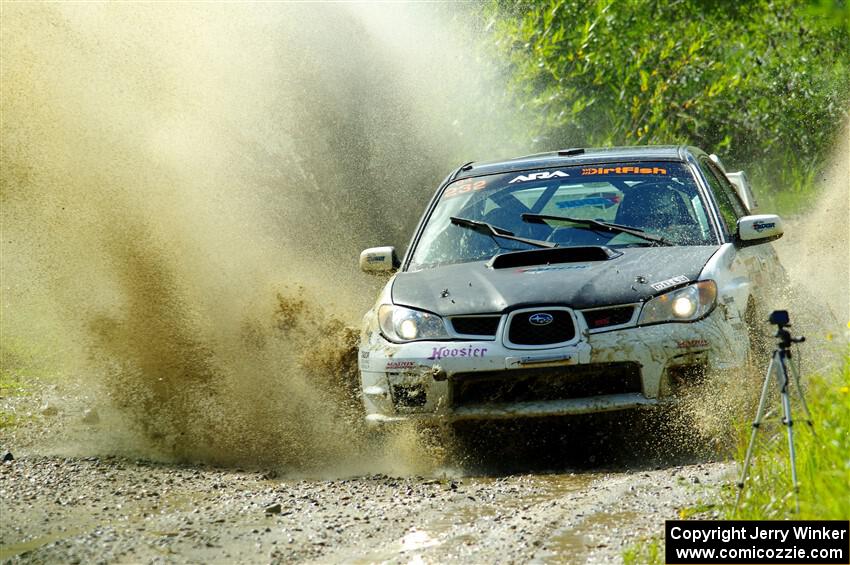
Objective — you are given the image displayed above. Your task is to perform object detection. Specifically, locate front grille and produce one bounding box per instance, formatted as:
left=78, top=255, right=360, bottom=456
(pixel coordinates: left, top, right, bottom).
left=450, top=316, right=500, bottom=337
left=582, top=306, right=635, bottom=329
left=508, top=310, right=575, bottom=345
left=450, top=362, right=642, bottom=407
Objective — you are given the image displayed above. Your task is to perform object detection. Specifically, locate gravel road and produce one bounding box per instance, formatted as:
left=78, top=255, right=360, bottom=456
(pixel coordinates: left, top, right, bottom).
left=0, top=453, right=729, bottom=564
left=1, top=380, right=731, bottom=564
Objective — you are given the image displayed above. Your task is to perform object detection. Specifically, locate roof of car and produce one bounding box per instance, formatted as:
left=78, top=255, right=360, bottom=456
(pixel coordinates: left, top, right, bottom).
left=454, top=145, right=701, bottom=180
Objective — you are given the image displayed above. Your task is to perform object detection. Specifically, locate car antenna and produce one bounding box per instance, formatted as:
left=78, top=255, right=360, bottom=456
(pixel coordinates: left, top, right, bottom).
left=557, top=147, right=585, bottom=156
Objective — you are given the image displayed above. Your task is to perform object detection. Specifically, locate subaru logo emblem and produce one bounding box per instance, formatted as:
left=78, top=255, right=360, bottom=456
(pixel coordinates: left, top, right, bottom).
left=529, top=313, right=554, bottom=326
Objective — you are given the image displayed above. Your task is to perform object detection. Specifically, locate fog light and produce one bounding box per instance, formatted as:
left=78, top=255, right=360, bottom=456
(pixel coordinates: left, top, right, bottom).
left=392, top=384, right=427, bottom=408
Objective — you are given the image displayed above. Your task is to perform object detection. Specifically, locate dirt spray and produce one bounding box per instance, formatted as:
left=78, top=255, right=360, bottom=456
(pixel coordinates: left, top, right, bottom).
left=774, top=122, right=850, bottom=327
left=0, top=3, right=517, bottom=473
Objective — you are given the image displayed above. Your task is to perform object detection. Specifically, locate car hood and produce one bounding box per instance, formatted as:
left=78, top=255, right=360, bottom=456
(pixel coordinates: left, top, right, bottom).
left=391, top=246, right=720, bottom=315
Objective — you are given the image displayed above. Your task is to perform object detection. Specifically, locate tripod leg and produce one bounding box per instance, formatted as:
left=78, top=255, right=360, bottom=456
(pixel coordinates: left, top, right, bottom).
left=777, top=355, right=800, bottom=514
left=735, top=353, right=776, bottom=510
left=787, top=355, right=816, bottom=436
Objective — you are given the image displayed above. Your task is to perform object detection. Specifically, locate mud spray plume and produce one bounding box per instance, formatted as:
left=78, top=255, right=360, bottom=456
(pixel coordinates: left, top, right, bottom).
left=775, top=120, right=850, bottom=326
left=673, top=119, right=850, bottom=447
left=0, top=3, right=516, bottom=474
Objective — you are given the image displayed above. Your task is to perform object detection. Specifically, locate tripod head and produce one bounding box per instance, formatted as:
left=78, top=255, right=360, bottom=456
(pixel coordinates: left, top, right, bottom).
left=768, top=310, right=805, bottom=350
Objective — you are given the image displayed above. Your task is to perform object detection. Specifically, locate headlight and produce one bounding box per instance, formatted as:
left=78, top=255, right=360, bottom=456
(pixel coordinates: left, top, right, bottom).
left=377, top=304, right=449, bottom=342
left=638, top=280, right=717, bottom=325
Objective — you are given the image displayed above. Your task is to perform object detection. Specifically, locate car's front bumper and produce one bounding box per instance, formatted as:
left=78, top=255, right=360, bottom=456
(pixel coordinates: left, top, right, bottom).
left=358, top=308, right=746, bottom=424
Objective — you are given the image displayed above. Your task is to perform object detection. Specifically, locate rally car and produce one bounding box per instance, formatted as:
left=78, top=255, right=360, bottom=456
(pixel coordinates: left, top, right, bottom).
left=357, top=146, right=785, bottom=424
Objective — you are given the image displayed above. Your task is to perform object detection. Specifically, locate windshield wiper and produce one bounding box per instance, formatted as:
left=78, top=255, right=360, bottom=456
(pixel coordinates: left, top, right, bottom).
left=520, top=213, right=671, bottom=246
left=450, top=216, right=557, bottom=249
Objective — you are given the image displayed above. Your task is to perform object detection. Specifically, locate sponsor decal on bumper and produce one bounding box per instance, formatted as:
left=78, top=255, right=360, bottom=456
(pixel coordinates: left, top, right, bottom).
left=427, top=345, right=489, bottom=360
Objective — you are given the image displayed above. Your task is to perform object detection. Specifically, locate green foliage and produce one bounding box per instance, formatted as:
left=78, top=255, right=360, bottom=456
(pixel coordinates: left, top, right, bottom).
left=729, top=352, right=850, bottom=519
left=487, top=0, right=850, bottom=203
left=0, top=411, right=19, bottom=430
left=0, top=336, right=59, bottom=429
left=623, top=538, right=663, bottom=565
left=1, top=335, right=59, bottom=384
left=1, top=364, right=27, bottom=431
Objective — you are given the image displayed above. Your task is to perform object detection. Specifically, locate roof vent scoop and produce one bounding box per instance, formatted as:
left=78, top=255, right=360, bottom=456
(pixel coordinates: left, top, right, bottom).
left=557, top=147, right=585, bottom=156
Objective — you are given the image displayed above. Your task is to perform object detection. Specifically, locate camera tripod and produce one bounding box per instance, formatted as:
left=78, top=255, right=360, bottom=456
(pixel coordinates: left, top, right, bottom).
left=735, top=311, right=814, bottom=514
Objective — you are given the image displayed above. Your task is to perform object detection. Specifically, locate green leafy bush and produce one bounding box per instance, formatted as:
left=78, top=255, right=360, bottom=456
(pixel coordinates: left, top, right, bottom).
left=487, top=0, right=849, bottom=207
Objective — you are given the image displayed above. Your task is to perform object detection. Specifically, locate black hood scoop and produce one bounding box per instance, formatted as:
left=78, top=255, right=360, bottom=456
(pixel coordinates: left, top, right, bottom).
left=487, top=246, right=621, bottom=269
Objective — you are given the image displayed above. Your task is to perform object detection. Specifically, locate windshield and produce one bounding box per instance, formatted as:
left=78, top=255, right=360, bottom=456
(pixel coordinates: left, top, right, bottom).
left=408, top=161, right=714, bottom=270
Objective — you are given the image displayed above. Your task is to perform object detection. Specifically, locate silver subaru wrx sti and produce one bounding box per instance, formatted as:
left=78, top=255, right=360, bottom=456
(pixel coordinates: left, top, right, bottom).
left=357, top=146, right=785, bottom=425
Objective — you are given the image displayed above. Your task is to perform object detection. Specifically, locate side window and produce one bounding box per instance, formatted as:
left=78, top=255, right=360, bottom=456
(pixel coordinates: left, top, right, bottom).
left=701, top=158, right=745, bottom=236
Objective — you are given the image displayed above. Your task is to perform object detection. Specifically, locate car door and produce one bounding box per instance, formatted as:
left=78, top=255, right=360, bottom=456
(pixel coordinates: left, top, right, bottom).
left=700, top=157, right=781, bottom=314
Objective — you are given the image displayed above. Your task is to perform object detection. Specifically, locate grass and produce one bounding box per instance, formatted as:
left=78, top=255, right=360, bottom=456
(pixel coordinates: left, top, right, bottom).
left=0, top=411, right=20, bottom=430
left=622, top=346, right=849, bottom=562
left=727, top=349, right=850, bottom=519
left=0, top=367, right=31, bottom=430
left=0, top=377, right=27, bottom=430
left=622, top=539, right=663, bottom=565
left=749, top=157, right=824, bottom=217
left=0, top=336, right=58, bottom=430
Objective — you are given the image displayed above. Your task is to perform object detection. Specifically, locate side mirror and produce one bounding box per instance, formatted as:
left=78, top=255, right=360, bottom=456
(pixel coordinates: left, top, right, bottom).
left=736, top=214, right=783, bottom=247
left=359, top=246, right=400, bottom=273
